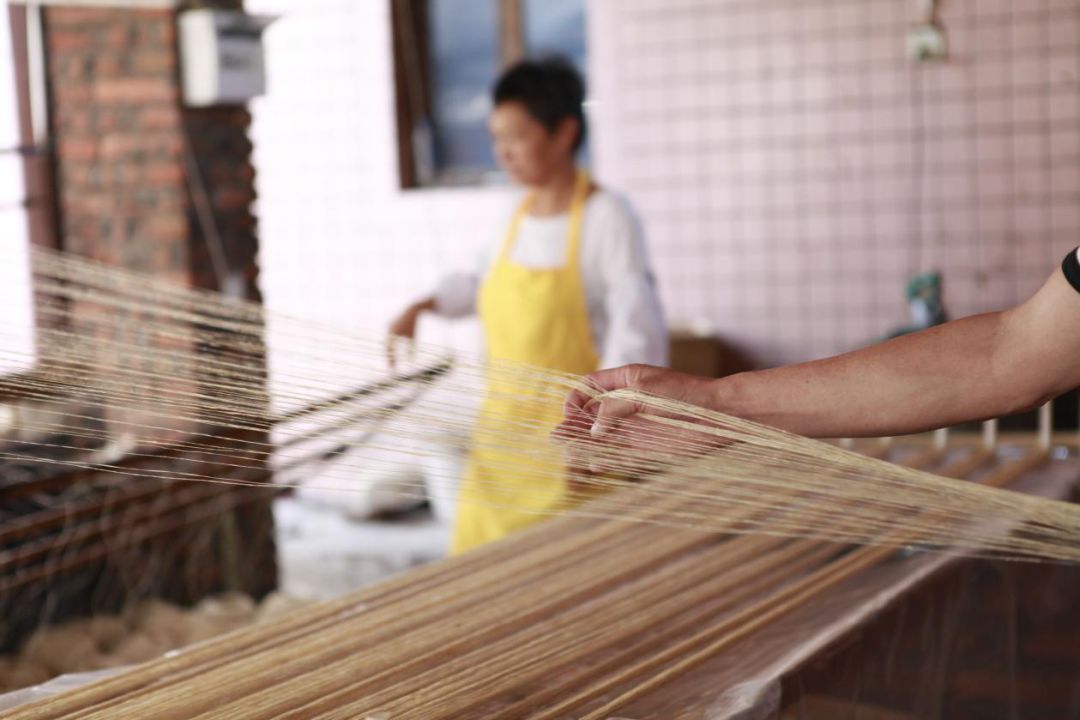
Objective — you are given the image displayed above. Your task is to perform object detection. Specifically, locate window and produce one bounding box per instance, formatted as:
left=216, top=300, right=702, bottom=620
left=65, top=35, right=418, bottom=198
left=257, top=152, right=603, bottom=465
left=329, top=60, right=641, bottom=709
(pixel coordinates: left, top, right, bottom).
left=1, top=6, right=33, bottom=377
left=392, top=0, right=586, bottom=189
left=1, top=4, right=58, bottom=377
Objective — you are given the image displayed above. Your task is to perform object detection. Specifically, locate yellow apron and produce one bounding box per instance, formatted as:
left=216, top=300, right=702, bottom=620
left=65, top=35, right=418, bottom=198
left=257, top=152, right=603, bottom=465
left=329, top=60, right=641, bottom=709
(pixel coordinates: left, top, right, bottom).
left=451, top=169, right=600, bottom=554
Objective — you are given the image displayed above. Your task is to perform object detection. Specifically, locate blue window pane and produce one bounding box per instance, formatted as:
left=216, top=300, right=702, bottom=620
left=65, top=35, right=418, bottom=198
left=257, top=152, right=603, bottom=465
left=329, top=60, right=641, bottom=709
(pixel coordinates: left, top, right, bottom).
left=524, top=0, right=588, bottom=164
left=427, top=0, right=499, bottom=174
left=523, top=0, right=586, bottom=74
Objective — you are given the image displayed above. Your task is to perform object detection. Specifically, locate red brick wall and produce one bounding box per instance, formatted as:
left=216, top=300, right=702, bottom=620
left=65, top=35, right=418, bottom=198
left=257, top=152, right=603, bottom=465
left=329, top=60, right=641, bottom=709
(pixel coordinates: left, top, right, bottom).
left=184, top=106, right=261, bottom=297
left=4, top=4, right=280, bottom=642
left=46, top=3, right=259, bottom=299
left=48, top=7, right=186, bottom=276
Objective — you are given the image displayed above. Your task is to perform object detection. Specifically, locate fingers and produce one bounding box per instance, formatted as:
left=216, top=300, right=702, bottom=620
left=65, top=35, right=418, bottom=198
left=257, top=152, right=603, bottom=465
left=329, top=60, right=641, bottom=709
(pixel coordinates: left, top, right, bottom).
left=387, top=306, right=420, bottom=369
left=584, top=365, right=644, bottom=394
left=552, top=399, right=596, bottom=443
left=563, top=365, right=645, bottom=419
left=590, top=395, right=642, bottom=437
left=385, top=334, right=397, bottom=370
left=563, top=387, right=592, bottom=418
left=554, top=393, right=644, bottom=479
left=385, top=334, right=416, bottom=371
left=557, top=365, right=652, bottom=444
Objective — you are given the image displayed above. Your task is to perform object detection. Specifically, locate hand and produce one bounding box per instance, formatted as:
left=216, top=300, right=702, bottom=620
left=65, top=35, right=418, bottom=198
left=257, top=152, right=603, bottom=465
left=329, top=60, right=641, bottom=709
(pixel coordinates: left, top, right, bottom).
left=558, top=364, right=720, bottom=434
left=387, top=298, right=435, bottom=368
left=554, top=364, right=727, bottom=475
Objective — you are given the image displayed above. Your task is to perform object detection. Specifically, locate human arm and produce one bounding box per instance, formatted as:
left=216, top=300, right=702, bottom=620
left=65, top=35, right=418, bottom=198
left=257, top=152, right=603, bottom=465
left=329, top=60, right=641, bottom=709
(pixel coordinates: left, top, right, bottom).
left=389, top=295, right=436, bottom=338
left=387, top=271, right=481, bottom=366
left=388, top=270, right=483, bottom=333
left=563, top=258, right=1080, bottom=439
left=387, top=296, right=434, bottom=367
left=589, top=194, right=668, bottom=368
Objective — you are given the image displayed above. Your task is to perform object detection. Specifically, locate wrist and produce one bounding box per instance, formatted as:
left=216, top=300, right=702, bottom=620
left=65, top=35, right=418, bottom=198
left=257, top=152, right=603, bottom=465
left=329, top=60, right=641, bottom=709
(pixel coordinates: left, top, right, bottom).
left=707, top=372, right=756, bottom=421
left=413, top=297, right=437, bottom=315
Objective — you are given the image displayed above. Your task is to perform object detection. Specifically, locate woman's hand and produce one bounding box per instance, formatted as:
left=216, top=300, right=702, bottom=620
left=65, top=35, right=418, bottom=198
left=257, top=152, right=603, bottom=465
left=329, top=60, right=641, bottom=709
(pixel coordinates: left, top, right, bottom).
left=387, top=298, right=436, bottom=367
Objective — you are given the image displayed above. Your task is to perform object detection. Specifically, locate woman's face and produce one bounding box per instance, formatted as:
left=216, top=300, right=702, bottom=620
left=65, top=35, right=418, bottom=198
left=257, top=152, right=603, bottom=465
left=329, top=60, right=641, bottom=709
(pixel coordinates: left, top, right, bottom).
left=489, top=101, right=575, bottom=186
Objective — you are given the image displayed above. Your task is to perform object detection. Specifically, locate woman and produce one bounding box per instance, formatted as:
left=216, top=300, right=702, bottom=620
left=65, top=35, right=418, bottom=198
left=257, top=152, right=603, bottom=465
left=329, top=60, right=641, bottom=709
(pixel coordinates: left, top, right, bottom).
left=390, top=58, right=667, bottom=553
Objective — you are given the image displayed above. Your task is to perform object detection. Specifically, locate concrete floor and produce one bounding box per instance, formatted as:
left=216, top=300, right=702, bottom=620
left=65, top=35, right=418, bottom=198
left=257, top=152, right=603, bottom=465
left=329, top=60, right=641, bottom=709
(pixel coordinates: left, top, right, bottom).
left=273, top=496, right=450, bottom=600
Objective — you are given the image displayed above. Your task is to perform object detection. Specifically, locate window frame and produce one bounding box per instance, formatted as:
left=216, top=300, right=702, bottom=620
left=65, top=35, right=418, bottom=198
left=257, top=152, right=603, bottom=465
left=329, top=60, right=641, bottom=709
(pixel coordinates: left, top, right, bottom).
left=1, top=4, right=62, bottom=397
left=391, top=0, right=528, bottom=190
left=7, top=4, right=60, bottom=250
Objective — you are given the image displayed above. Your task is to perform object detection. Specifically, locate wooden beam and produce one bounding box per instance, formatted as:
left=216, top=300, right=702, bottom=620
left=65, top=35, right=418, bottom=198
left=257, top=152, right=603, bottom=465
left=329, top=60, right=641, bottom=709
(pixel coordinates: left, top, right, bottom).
left=499, top=0, right=524, bottom=67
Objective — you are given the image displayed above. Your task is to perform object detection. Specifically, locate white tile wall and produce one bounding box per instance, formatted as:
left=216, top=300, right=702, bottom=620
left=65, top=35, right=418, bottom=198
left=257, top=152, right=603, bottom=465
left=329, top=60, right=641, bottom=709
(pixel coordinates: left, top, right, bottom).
left=591, top=0, right=1080, bottom=365
left=251, top=0, right=1080, bottom=374
left=249, top=0, right=511, bottom=360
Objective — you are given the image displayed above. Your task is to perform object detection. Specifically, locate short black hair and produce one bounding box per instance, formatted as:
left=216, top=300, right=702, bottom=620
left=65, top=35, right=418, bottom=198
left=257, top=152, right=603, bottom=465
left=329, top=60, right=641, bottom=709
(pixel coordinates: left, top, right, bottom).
left=493, top=56, right=586, bottom=152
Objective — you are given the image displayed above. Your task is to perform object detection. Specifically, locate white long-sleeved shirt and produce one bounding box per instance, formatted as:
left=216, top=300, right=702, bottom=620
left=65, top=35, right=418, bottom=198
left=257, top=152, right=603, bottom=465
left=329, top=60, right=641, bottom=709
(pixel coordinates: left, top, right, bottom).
left=433, top=189, right=668, bottom=369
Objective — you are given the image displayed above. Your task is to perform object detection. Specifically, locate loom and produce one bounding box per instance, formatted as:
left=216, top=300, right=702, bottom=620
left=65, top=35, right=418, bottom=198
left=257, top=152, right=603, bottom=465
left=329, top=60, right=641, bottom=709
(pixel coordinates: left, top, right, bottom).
left=2, top=434, right=1078, bottom=718
left=2, top=248, right=1080, bottom=717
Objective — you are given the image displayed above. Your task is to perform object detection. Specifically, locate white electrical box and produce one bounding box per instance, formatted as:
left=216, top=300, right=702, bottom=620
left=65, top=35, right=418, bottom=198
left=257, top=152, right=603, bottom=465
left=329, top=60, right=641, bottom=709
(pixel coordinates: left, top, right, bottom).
left=179, top=9, right=275, bottom=107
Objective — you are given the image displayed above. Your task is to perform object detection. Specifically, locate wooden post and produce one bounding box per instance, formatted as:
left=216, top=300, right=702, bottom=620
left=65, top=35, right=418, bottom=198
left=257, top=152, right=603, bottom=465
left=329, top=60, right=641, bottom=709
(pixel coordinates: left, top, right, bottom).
left=982, top=419, right=998, bottom=451
left=499, top=0, right=524, bottom=67
left=1038, top=401, right=1052, bottom=450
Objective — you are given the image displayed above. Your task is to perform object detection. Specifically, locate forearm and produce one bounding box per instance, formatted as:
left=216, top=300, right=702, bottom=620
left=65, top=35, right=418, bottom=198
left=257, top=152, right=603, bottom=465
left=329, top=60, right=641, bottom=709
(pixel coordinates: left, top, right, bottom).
left=569, top=264, right=1080, bottom=443
left=711, top=311, right=1043, bottom=438
left=389, top=297, right=437, bottom=343
left=411, top=297, right=437, bottom=315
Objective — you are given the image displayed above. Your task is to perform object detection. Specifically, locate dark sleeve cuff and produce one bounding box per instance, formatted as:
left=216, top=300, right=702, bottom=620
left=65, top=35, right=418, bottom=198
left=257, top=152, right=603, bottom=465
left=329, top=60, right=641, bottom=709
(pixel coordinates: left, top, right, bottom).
left=1063, top=247, right=1080, bottom=295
